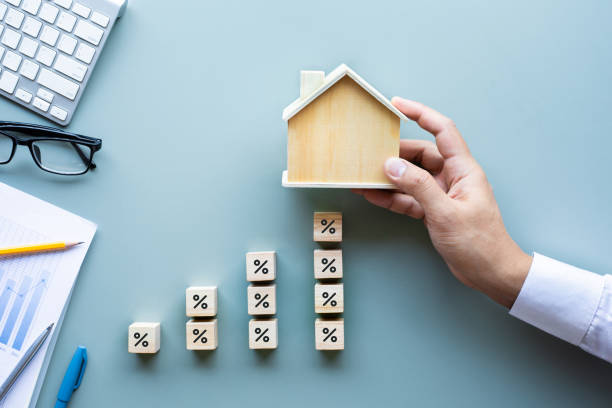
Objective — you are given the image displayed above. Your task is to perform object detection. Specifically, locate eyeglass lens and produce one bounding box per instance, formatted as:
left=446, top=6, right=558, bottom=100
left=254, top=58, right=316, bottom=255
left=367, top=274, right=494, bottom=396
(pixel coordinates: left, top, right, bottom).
left=31, top=140, right=92, bottom=175
left=0, top=133, right=15, bottom=164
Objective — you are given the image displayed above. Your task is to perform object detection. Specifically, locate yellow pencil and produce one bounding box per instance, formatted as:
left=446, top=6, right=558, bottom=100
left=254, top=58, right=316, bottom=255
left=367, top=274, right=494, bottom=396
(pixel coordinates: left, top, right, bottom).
left=0, top=242, right=84, bottom=257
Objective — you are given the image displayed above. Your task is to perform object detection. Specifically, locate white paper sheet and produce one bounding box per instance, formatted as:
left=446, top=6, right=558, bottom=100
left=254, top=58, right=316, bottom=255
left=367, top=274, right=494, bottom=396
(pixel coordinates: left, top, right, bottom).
left=0, top=182, right=96, bottom=408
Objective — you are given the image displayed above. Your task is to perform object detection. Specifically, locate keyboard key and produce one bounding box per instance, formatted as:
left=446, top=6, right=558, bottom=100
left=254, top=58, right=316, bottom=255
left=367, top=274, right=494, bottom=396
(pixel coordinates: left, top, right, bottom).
left=0, top=4, right=7, bottom=20
left=90, top=11, right=109, bottom=28
left=1, top=28, right=21, bottom=49
left=39, top=3, right=59, bottom=24
left=18, top=36, right=38, bottom=57
left=22, top=16, right=42, bottom=37
left=6, top=0, right=21, bottom=6
left=74, top=20, right=103, bottom=45
left=57, top=34, right=77, bottom=55
left=40, top=26, right=59, bottom=46
left=50, top=105, right=67, bottom=120
left=54, top=54, right=87, bottom=82
left=20, top=58, right=39, bottom=79
left=21, top=0, right=41, bottom=15
left=2, top=50, right=22, bottom=71
left=33, top=96, right=50, bottom=111
left=0, top=47, right=5, bottom=60
left=72, top=3, right=90, bottom=18
left=0, top=70, right=19, bottom=94
left=15, top=88, right=32, bottom=103
left=57, top=11, right=76, bottom=32
left=53, top=0, right=72, bottom=9
left=36, top=45, right=56, bottom=66
left=37, top=87, right=54, bottom=102
left=74, top=42, right=94, bottom=63
left=5, top=8, right=25, bottom=29
left=37, top=68, right=79, bottom=100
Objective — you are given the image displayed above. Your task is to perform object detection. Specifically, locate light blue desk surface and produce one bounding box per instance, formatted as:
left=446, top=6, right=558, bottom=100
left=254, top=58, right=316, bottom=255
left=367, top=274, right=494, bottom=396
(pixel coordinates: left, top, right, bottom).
left=1, top=0, right=611, bottom=406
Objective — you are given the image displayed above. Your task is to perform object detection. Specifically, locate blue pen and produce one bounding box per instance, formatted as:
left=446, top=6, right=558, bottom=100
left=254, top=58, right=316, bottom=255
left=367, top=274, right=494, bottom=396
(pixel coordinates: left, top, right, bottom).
left=55, top=346, right=87, bottom=408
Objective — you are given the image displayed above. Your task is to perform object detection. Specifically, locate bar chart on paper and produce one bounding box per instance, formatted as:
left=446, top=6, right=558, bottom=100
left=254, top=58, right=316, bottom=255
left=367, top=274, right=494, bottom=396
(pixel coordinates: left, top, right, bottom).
left=0, top=217, right=61, bottom=374
left=0, top=216, right=63, bottom=408
left=0, top=182, right=96, bottom=408
left=0, top=269, right=52, bottom=352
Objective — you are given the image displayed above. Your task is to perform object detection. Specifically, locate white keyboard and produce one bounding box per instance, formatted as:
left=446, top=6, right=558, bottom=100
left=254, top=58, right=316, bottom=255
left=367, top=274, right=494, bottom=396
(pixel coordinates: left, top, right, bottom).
left=0, top=0, right=126, bottom=125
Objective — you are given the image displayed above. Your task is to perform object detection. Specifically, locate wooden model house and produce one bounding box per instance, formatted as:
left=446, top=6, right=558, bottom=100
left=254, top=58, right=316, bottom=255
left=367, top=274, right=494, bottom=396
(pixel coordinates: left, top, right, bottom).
left=282, top=64, right=407, bottom=188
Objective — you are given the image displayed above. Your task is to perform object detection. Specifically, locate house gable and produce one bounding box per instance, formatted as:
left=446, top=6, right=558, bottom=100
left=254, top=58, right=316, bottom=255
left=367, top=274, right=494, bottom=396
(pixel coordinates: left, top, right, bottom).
left=282, top=64, right=408, bottom=122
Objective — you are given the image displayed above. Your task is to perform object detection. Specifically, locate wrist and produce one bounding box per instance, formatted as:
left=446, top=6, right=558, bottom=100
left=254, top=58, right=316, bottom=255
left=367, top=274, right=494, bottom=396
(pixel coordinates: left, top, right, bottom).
left=489, top=242, right=532, bottom=308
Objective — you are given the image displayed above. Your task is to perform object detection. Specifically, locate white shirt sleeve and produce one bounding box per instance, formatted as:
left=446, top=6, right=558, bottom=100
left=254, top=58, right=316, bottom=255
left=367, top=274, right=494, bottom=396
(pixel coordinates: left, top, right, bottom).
left=510, top=253, right=612, bottom=362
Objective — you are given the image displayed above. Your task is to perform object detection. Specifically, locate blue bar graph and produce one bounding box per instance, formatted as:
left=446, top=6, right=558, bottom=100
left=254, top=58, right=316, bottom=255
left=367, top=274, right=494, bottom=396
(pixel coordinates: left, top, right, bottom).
left=0, top=276, right=32, bottom=346
left=0, top=279, right=17, bottom=326
left=12, top=271, right=50, bottom=351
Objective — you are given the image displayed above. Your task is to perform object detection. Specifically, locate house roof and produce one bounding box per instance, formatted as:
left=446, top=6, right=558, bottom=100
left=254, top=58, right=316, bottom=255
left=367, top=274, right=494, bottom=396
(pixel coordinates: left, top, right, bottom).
left=282, top=64, right=408, bottom=122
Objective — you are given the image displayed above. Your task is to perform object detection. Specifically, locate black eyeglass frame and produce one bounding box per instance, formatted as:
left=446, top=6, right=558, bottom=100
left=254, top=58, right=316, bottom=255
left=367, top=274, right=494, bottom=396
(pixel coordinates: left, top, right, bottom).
left=0, top=121, right=102, bottom=175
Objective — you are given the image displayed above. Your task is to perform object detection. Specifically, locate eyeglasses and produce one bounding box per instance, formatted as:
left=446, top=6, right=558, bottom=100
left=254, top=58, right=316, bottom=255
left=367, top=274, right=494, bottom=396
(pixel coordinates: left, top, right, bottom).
left=0, top=121, right=102, bottom=176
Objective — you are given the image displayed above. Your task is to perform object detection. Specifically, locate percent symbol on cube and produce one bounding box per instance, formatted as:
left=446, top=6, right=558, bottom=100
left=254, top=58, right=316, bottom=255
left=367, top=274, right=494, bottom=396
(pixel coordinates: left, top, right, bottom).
left=192, top=328, right=208, bottom=344
left=253, top=259, right=269, bottom=275
left=254, top=293, right=270, bottom=308
left=322, top=291, right=338, bottom=307
left=254, top=327, right=270, bottom=343
left=322, top=328, right=338, bottom=343
left=133, top=332, right=149, bottom=348
left=192, top=294, right=208, bottom=310
left=320, top=219, right=336, bottom=234
left=321, top=257, right=337, bottom=273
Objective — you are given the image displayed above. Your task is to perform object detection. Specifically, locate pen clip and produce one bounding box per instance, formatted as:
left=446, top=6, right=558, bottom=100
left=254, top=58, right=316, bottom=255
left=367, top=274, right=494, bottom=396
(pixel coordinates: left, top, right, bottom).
left=73, top=347, right=87, bottom=390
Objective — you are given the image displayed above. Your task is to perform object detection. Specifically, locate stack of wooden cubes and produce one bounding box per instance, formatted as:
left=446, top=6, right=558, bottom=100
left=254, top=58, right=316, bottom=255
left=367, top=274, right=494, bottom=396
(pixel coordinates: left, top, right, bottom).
left=246, top=251, right=278, bottom=349
left=313, top=212, right=344, bottom=350
left=185, top=286, right=218, bottom=350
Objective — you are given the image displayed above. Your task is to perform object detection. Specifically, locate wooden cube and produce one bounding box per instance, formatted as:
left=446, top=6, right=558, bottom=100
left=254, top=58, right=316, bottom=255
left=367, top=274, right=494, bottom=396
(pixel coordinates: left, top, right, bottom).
left=249, top=318, right=278, bottom=349
left=313, top=212, right=342, bottom=242
left=128, top=322, right=160, bottom=354
left=315, top=318, right=344, bottom=350
left=314, top=249, right=343, bottom=279
left=186, top=319, right=218, bottom=350
left=314, top=283, right=344, bottom=313
left=247, top=284, right=276, bottom=315
left=246, top=251, right=276, bottom=282
left=186, top=286, right=217, bottom=317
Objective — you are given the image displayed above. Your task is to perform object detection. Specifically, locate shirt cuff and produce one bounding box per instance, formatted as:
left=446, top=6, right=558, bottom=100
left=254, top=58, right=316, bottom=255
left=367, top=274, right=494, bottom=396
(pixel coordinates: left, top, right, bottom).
left=510, top=253, right=605, bottom=345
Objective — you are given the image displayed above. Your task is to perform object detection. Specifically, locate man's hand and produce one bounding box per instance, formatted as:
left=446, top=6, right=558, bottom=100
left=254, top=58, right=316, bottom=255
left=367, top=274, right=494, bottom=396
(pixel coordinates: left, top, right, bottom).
left=354, top=98, right=532, bottom=308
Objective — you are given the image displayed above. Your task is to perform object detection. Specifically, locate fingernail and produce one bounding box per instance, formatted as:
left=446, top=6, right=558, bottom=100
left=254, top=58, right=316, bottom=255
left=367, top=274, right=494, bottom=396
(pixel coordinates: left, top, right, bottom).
left=385, top=158, right=407, bottom=178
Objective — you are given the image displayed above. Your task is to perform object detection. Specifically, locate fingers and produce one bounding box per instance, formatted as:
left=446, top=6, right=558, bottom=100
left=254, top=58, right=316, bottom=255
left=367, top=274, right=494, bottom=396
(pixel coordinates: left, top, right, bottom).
left=392, top=97, right=470, bottom=160
left=358, top=189, right=425, bottom=219
left=399, top=139, right=444, bottom=174
left=385, top=157, right=451, bottom=215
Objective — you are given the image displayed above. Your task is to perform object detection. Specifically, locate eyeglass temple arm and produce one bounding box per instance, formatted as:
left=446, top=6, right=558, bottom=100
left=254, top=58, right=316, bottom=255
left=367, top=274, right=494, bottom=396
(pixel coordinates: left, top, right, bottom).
left=70, top=142, right=96, bottom=169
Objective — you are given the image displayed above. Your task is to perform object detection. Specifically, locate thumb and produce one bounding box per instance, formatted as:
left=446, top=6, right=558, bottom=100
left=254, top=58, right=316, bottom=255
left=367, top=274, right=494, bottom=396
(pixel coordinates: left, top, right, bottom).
left=385, top=157, right=450, bottom=214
